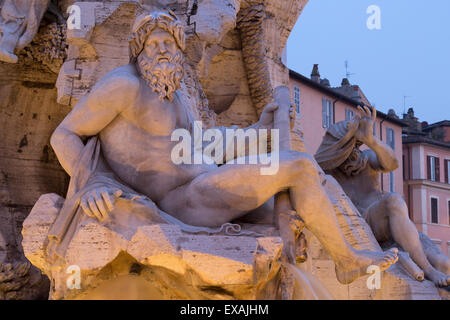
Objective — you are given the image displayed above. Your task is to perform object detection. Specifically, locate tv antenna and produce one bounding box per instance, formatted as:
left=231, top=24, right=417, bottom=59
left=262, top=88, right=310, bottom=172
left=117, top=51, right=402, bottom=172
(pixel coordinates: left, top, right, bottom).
left=345, top=60, right=355, bottom=79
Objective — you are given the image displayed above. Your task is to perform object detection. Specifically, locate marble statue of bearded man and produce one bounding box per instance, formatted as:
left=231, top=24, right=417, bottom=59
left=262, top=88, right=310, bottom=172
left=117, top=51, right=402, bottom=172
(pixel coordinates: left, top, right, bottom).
left=49, top=11, right=398, bottom=284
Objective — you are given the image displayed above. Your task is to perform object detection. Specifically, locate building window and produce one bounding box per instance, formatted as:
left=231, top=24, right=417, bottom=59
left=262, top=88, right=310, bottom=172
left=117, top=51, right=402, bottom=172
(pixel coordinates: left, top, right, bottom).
left=448, top=200, right=450, bottom=225
left=294, top=85, right=300, bottom=116
left=402, top=155, right=406, bottom=180
left=345, top=108, right=354, bottom=120
left=431, top=197, right=439, bottom=224
left=322, top=98, right=333, bottom=128
left=427, top=156, right=440, bottom=182
left=386, top=127, right=395, bottom=150
left=373, top=122, right=376, bottom=137
left=445, top=159, right=450, bottom=184
left=389, top=171, right=395, bottom=192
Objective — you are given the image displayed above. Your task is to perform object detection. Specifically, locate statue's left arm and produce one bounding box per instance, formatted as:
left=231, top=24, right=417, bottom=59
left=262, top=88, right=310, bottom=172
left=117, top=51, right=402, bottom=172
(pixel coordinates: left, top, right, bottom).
left=204, top=103, right=296, bottom=163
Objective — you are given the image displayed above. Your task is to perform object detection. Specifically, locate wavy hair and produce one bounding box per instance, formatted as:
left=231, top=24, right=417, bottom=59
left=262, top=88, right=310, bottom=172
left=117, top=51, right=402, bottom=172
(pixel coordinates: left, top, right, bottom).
left=128, top=11, right=185, bottom=63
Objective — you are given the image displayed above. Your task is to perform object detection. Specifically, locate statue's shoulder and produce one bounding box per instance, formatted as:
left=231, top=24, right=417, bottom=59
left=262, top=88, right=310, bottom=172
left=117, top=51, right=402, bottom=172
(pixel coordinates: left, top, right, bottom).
left=93, top=64, right=141, bottom=94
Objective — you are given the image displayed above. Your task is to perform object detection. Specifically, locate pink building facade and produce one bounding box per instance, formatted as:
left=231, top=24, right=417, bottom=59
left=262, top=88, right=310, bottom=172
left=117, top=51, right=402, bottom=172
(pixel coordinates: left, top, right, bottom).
left=403, top=119, right=450, bottom=256
left=288, top=68, right=405, bottom=195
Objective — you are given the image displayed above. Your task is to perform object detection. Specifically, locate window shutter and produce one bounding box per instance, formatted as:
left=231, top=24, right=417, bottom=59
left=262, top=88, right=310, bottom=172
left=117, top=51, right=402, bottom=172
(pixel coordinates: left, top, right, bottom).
left=330, top=102, right=334, bottom=125
left=431, top=198, right=438, bottom=223
left=402, top=155, right=406, bottom=180
left=445, top=159, right=449, bottom=184
left=391, top=129, right=395, bottom=150
left=435, top=157, right=440, bottom=182
left=427, top=156, right=431, bottom=180
left=322, top=98, right=327, bottom=128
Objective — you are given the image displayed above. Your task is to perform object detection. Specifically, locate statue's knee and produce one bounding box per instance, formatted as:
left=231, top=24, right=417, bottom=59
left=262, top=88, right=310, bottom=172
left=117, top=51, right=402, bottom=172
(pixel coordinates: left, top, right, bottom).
left=287, top=151, right=318, bottom=177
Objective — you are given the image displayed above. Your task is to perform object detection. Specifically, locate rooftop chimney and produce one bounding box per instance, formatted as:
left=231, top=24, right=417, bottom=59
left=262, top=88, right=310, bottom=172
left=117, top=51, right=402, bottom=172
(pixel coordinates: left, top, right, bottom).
left=311, top=64, right=320, bottom=83
left=341, top=78, right=350, bottom=86
left=387, top=109, right=399, bottom=119
left=320, top=78, right=330, bottom=87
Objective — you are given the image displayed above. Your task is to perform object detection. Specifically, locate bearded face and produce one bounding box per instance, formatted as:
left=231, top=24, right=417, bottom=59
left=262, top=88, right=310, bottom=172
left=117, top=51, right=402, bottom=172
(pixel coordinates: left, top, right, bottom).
left=137, top=28, right=184, bottom=102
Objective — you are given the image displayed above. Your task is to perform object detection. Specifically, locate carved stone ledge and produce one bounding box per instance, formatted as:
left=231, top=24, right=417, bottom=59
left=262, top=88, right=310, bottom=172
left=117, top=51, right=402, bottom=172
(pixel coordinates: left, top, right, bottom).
left=23, top=193, right=284, bottom=300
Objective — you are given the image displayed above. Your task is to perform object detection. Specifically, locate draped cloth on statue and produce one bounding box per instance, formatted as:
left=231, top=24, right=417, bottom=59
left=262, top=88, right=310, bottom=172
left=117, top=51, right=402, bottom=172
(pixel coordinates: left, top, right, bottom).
left=314, top=120, right=359, bottom=171
left=46, top=136, right=261, bottom=264
left=0, top=0, right=50, bottom=50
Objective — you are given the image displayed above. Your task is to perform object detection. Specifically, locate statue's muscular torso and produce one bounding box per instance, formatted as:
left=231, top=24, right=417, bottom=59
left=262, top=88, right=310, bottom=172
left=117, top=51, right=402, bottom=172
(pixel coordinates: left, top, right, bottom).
left=86, top=64, right=214, bottom=202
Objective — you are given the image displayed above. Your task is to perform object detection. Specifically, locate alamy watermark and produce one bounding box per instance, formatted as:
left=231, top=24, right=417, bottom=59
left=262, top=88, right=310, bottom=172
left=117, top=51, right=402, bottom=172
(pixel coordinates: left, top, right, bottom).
left=366, top=265, right=381, bottom=290
left=171, top=121, right=280, bottom=175
left=67, top=5, right=81, bottom=30
left=66, top=265, right=81, bottom=290
left=367, top=5, right=381, bottom=30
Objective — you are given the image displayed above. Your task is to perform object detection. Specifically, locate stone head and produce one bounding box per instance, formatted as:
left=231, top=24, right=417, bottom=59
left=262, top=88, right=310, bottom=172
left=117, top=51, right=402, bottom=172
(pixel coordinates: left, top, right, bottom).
left=128, top=11, right=185, bottom=102
left=315, top=119, right=368, bottom=176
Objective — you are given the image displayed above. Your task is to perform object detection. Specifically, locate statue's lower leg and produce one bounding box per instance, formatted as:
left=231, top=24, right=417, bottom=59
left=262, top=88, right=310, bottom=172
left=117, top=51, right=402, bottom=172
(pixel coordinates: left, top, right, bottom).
left=288, top=174, right=398, bottom=285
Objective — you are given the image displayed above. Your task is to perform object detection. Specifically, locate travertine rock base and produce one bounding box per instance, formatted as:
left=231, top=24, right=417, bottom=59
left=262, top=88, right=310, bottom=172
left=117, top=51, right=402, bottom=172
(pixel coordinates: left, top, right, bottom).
left=23, top=194, right=285, bottom=300
left=23, top=181, right=444, bottom=300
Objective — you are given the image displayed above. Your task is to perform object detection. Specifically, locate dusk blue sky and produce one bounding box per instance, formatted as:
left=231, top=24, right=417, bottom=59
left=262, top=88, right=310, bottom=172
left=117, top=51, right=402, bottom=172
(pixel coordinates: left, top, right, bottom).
left=287, top=0, right=450, bottom=124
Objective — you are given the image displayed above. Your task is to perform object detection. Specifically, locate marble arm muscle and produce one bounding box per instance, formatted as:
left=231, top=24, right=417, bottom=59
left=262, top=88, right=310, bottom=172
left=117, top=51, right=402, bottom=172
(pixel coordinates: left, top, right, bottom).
left=355, top=105, right=399, bottom=173
left=51, top=73, right=140, bottom=176
left=365, top=137, right=399, bottom=173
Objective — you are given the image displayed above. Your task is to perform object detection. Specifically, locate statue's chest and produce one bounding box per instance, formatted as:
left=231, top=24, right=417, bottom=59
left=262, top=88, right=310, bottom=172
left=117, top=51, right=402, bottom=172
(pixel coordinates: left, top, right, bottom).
left=129, top=97, right=181, bottom=136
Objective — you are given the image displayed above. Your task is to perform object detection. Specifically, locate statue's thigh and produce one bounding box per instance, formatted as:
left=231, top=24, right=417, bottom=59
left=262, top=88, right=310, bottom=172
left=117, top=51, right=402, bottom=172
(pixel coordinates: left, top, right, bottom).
left=365, top=201, right=391, bottom=243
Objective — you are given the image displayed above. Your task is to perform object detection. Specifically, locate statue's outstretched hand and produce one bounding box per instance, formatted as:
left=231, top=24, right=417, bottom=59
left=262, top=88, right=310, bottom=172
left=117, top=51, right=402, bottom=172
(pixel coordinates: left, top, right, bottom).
left=259, top=102, right=278, bottom=129
left=80, top=187, right=123, bottom=221
left=355, top=105, right=376, bottom=145
left=259, top=102, right=296, bottom=130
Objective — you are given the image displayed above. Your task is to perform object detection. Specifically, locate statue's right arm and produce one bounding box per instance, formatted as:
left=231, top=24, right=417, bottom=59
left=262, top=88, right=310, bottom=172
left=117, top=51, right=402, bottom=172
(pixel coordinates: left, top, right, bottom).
left=50, top=73, right=140, bottom=176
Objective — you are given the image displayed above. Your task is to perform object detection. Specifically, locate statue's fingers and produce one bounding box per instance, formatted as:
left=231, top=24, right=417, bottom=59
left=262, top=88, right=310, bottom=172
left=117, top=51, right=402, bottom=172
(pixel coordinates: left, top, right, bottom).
left=363, top=106, right=371, bottom=118
left=371, top=106, right=377, bottom=123
left=264, top=103, right=279, bottom=113
left=100, top=188, right=114, bottom=212
left=94, top=189, right=109, bottom=218
left=357, top=105, right=364, bottom=116
left=290, top=111, right=296, bottom=121
left=87, top=194, right=103, bottom=221
left=113, top=189, right=123, bottom=198
left=80, top=197, right=95, bottom=218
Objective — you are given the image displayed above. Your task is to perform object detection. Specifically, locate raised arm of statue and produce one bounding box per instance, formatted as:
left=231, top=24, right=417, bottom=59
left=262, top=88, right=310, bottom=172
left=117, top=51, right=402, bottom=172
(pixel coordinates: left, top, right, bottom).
left=354, top=105, right=399, bottom=173
left=201, top=103, right=296, bottom=164
left=50, top=70, right=140, bottom=176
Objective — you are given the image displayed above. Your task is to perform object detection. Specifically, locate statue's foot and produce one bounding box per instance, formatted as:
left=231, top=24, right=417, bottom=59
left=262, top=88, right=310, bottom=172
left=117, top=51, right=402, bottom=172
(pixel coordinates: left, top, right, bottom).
left=335, top=248, right=398, bottom=285
left=414, top=270, right=425, bottom=282
left=0, top=48, right=18, bottom=63
left=424, top=268, right=450, bottom=287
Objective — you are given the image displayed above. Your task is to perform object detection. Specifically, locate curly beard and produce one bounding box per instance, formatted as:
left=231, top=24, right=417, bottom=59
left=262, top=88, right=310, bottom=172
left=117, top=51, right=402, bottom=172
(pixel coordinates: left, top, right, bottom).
left=339, top=148, right=368, bottom=177
left=137, top=50, right=184, bottom=102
